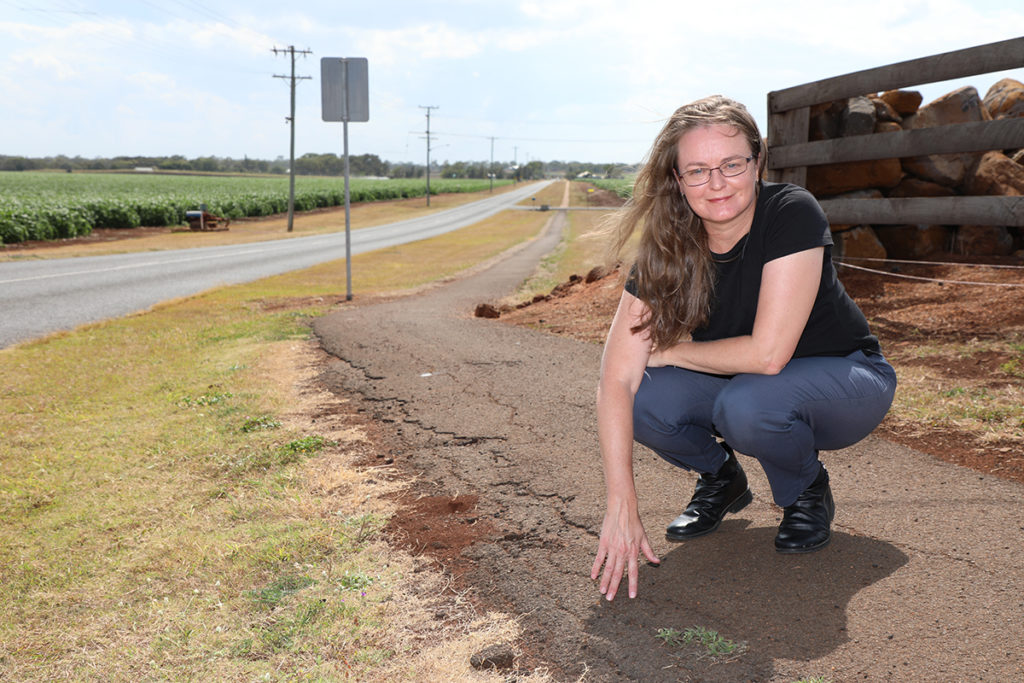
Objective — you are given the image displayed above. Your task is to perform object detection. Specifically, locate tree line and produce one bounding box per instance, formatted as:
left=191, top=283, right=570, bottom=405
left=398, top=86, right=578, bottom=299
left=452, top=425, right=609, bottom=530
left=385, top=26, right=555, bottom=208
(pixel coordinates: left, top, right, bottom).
left=0, top=154, right=634, bottom=180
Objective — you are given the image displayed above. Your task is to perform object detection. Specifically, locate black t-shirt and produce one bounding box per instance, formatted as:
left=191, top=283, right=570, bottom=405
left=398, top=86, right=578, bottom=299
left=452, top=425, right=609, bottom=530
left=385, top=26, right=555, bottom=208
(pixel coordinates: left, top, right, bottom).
left=626, top=182, right=881, bottom=358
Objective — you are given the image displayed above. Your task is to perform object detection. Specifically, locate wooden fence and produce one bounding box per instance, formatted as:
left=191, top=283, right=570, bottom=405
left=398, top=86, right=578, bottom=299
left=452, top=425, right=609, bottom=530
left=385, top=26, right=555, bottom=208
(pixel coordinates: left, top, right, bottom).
left=766, top=36, right=1024, bottom=227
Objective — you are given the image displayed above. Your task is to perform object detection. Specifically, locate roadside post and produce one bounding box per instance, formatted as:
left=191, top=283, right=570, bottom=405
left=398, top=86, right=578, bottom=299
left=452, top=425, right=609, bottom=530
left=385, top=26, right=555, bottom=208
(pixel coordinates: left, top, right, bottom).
left=320, top=57, right=369, bottom=301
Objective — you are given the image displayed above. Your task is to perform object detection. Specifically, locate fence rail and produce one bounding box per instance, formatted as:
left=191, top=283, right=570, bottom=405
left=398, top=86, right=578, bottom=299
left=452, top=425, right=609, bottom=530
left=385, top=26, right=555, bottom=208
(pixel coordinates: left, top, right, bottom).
left=766, top=37, right=1024, bottom=226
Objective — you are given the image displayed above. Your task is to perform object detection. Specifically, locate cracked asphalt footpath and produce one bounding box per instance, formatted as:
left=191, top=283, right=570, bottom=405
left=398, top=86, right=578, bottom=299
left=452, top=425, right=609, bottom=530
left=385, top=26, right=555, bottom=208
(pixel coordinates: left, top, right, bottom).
left=312, top=211, right=1024, bottom=681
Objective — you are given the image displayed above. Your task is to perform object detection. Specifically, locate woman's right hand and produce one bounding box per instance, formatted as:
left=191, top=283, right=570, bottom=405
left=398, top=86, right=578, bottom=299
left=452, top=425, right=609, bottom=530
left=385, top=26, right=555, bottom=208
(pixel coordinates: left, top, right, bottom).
left=591, top=498, right=660, bottom=601
left=593, top=291, right=659, bottom=601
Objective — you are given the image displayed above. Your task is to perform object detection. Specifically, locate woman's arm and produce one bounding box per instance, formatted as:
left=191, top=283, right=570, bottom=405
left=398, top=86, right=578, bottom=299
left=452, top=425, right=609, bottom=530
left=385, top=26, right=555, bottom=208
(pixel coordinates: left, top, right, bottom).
left=591, top=290, right=660, bottom=601
left=649, top=247, right=823, bottom=375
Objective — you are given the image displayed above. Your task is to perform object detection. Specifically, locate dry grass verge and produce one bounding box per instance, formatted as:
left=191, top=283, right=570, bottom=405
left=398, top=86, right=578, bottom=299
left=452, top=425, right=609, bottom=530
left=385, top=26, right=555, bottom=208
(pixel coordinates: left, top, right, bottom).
left=0, top=192, right=559, bottom=681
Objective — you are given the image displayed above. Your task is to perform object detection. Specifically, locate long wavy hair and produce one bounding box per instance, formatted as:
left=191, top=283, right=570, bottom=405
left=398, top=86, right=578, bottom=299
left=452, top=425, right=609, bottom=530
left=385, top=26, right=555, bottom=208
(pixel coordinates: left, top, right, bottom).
left=608, top=95, right=767, bottom=349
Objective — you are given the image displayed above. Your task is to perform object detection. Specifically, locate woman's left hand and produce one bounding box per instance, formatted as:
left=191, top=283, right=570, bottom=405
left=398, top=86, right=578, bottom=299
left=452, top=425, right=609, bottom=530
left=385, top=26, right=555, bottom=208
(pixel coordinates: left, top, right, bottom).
left=646, top=346, right=673, bottom=368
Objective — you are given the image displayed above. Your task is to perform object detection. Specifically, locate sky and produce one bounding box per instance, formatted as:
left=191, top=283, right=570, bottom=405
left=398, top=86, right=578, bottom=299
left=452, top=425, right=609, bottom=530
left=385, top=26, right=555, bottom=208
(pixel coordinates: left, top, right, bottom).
left=1, top=0, right=1022, bottom=166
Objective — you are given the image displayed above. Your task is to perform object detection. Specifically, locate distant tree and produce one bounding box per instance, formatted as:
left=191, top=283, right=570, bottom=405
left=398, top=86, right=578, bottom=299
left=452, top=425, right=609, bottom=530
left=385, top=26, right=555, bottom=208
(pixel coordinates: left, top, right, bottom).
left=192, top=156, right=220, bottom=172
left=388, top=162, right=422, bottom=179
left=441, top=161, right=472, bottom=178
left=349, top=153, right=387, bottom=176
left=0, top=153, right=635, bottom=179
left=604, top=164, right=624, bottom=179
left=159, top=155, right=190, bottom=171
left=519, top=160, right=545, bottom=180
left=0, top=156, right=38, bottom=171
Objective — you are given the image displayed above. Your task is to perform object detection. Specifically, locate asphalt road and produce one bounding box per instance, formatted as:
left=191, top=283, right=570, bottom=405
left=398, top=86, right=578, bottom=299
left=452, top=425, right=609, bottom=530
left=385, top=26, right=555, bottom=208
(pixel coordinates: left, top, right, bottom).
left=0, top=180, right=552, bottom=349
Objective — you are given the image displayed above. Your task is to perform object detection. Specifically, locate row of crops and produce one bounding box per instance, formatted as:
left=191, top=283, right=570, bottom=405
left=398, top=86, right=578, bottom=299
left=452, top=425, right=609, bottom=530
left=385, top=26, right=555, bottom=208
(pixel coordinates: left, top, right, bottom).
left=588, top=178, right=634, bottom=200
left=0, top=172, right=511, bottom=244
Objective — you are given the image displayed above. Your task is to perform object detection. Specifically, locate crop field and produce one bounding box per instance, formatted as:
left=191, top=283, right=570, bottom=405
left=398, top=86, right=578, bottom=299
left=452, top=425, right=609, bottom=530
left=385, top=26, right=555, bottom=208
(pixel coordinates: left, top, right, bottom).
left=0, top=172, right=511, bottom=244
left=588, top=177, right=634, bottom=199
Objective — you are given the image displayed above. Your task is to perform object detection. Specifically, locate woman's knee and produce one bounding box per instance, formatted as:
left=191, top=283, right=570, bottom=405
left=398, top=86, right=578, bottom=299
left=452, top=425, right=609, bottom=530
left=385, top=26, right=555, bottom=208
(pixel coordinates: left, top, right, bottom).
left=711, top=381, right=788, bottom=450
left=632, top=368, right=717, bottom=444
left=632, top=376, right=676, bottom=442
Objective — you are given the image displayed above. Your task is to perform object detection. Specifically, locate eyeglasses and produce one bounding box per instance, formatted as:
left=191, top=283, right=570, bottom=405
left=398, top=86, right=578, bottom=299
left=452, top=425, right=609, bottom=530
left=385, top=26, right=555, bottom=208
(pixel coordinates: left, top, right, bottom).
left=675, top=156, right=754, bottom=187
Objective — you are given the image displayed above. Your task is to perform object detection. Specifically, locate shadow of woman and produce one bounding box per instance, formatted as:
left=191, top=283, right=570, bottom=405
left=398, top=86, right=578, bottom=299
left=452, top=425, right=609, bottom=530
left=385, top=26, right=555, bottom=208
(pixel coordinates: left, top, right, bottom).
left=582, top=520, right=909, bottom=682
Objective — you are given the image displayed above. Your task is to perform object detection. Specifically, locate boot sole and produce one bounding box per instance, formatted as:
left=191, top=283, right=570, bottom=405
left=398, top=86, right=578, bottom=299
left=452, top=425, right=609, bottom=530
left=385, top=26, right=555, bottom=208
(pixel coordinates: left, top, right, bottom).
left=665, top=488, right=753, bottom=542
left=775, top=533, right=832, bottom=554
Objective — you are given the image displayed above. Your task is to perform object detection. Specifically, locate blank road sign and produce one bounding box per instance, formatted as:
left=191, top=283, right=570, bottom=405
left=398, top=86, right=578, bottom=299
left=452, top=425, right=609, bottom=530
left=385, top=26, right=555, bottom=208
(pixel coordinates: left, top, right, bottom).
left=321, top=57, right=369, bottom=122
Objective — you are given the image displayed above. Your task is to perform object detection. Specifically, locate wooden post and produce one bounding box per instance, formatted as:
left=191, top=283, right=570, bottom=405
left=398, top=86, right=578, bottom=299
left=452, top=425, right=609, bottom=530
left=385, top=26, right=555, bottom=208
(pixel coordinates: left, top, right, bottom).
left=766, top=92, right=808, bottom=187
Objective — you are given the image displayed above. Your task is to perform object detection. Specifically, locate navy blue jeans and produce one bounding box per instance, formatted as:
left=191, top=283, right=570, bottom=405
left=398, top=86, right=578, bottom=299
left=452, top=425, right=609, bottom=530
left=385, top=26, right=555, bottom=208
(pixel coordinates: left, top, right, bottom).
left=632, top=350, right=897, bottom=507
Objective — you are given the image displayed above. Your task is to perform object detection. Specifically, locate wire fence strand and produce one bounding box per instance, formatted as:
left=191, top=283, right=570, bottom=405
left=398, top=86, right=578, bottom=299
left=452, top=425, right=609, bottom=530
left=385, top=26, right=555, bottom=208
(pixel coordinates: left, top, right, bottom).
left=836, top=260, right=1024, bottom=287
left=838, top=256, right=1024, bottom=270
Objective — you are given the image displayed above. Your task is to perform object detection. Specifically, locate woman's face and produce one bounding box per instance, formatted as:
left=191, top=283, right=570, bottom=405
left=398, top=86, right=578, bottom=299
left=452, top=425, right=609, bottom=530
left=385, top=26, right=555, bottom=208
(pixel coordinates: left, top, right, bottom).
left=675, top=124, right=759, bottom=236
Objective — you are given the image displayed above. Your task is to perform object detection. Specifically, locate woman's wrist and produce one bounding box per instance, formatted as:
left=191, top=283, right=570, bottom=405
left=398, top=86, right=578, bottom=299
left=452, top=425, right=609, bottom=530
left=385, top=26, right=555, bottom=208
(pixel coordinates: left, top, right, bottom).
left=605, top=486, right=638, bottom=509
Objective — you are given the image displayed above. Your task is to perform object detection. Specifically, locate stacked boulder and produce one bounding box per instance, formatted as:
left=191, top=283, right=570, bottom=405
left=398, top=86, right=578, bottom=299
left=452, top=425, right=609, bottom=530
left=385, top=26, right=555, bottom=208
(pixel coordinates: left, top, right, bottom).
left=802, top=78, right=1024, bottom=259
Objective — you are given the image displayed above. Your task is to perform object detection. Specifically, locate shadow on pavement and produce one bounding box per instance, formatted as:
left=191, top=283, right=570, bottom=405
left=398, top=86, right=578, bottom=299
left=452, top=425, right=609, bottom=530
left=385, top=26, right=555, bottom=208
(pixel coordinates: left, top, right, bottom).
left=582, top=525, right=908, bottom=681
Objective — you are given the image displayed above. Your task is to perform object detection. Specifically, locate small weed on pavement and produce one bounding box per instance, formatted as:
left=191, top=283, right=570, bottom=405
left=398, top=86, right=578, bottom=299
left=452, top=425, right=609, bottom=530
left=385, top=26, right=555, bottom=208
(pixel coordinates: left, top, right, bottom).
left=655, top=625, right=747, bottom=661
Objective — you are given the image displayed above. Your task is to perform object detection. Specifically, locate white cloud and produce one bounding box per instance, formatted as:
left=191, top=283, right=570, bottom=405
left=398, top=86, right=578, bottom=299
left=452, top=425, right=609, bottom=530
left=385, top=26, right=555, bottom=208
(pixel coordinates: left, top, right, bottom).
left=1, top=0, right=1022, bottom=162
left=144, top=20, right=276, bottom=58
left=354, top=22, right=486, bottom=65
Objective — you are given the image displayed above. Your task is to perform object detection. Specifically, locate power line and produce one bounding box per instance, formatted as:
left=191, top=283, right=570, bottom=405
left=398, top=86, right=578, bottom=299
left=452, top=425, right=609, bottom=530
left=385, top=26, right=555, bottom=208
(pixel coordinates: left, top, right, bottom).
left=414, top=129, right=650, bottom=145
left=273, top=45, right=312, bottom=232
left=433, top=112, right=666, bottom=127
left=166, top=0, right=238, bottom=26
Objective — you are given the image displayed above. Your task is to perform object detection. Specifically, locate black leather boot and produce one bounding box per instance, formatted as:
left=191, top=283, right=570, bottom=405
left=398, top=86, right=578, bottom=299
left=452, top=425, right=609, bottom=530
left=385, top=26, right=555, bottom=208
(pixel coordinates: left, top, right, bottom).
left=666, top=449, right=753, bottom=541
left=774, top=464, right=835, bottom=553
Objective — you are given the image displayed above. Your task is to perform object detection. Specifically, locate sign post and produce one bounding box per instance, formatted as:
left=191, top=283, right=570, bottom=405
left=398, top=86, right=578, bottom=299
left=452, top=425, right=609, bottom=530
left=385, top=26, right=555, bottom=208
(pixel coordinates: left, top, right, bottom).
left=321, top=57, right=369, bottom=301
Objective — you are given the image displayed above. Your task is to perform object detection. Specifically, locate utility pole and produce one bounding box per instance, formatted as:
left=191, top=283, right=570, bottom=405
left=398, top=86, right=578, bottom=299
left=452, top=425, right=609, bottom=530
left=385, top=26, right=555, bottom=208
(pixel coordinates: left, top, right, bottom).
left=489, top=136, right=495, bottom=193
left=273, top=45, right=312, bottom=232
left=419, top=105, right=438, bottom=206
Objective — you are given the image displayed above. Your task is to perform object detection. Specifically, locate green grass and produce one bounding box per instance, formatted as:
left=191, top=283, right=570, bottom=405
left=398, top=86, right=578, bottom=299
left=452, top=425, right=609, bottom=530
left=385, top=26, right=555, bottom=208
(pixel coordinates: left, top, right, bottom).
left=589, top=177, right=635, bottom=199
left=655, top=625, right=747, bottom=661
left=887, top=358, right=1024, bottom=443
left=0, top=198, right=551, bottom=680
left=240, top=415, right=282, bottom=433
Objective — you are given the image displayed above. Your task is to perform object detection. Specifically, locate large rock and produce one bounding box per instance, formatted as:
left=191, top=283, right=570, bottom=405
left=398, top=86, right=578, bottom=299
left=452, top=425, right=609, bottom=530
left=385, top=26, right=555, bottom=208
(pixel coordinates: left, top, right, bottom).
left=809, top=100, right=845, bottom=141
left=965, top=151, right=1024, bottom=196
left=840, top=96, right=877, bottom=137
left=954, top=225, right=1014, bottom=256
left=887, top=177, right=957, bottom=198
left=873, top=224, right=950, bottom=258
left=810, top=97, right=883, bottom=140
left=879, top=89, right=923, bottom=116
left=470, top=643, right=515, bottom=671
left=871, top=96, right=903, bottom=123
left=901, top=86, right=989, bottom=188
left=806, top=158, right=903, bottom=196
left=833, top=225, right=887, bottom=260
left=983, top=78, right=1024, bottom=119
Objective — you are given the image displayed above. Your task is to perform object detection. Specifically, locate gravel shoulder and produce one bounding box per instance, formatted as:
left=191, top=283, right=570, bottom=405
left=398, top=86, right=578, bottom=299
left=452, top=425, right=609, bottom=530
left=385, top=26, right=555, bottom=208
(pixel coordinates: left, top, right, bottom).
left=312, top=210, right=1024, bottom=681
